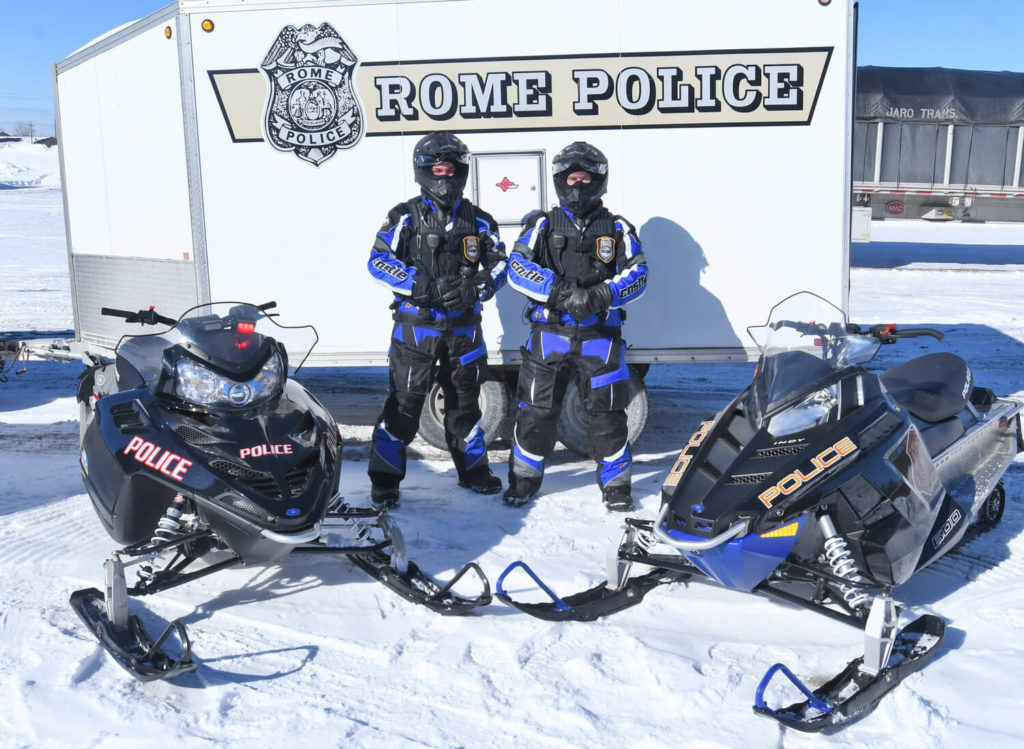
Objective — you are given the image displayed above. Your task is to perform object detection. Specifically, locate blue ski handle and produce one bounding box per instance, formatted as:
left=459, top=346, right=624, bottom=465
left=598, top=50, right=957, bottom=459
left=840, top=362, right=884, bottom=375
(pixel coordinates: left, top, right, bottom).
left=755, top=662, right=834, bottom=714
left=496, top=561, right=571, bottom=612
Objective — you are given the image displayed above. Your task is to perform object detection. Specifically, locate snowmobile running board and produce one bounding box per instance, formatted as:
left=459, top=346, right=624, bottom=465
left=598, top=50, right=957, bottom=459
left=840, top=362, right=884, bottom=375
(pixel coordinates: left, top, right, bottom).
left=753, top=614, right=945, bottom=732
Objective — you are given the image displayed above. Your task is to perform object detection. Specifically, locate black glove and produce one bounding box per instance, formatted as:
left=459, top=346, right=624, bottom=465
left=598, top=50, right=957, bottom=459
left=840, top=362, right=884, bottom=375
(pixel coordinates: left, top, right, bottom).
left=411, top=274, right=437, bottom=307
left=565, top=282, right=613, bottom=321
left=474, top=270, right=497, bottom=302
left=547, top=277, right=575, bottom=311
left=439, top=277, right=478, bottom=311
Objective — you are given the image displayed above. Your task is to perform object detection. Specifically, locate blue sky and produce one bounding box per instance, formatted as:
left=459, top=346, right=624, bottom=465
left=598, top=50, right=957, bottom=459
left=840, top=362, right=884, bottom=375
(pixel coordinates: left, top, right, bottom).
left=1, top=0, right=1022, bottom=136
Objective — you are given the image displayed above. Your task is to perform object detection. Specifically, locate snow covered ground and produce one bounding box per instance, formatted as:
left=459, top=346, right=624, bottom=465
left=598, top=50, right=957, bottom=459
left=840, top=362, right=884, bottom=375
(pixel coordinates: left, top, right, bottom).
left=2, top=142, right=1024, bottom=748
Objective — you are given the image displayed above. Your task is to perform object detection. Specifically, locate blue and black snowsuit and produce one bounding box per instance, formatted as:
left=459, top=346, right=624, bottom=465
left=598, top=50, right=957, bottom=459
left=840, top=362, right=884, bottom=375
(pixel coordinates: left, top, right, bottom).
left=367, top=195, right=507, bottom=489
left=506, top=203, right=648, bottom=499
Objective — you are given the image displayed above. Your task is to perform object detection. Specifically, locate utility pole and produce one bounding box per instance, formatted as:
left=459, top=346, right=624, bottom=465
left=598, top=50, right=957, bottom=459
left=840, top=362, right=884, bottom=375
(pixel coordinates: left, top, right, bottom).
left=28, top=121, right=34, bottom=142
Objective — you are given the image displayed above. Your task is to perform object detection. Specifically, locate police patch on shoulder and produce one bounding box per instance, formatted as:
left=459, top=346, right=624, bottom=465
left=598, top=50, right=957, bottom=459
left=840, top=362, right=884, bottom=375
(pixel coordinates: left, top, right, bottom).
left=596, top=236, right=615, bottom=263
left=463, top=236, right=481, bottom=262
left=380, top=216, right=391, bottom=230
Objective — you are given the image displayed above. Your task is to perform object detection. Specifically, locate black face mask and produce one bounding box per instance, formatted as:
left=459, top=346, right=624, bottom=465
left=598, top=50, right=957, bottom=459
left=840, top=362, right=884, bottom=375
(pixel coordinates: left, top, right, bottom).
left=554, top=171, right=607, bottom=217
left=416, top=165, right=469, bottom=209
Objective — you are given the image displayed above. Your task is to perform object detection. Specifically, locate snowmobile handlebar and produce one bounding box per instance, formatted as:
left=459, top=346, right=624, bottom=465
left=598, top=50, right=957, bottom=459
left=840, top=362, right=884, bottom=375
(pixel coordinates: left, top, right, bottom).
left=101, top=307, right=178, bottom=327
left=770, top=320, right=944, bottom=344
left=846, top=323, right=945, bottom=344
left=100, top=302, right=278, bottom=328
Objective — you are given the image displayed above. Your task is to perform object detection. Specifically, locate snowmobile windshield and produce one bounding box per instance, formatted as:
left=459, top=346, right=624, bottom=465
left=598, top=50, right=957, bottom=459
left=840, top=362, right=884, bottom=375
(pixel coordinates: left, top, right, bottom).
left=115, top=303, right=318, bottom=386
left=746, top=292, right=881, bottom=422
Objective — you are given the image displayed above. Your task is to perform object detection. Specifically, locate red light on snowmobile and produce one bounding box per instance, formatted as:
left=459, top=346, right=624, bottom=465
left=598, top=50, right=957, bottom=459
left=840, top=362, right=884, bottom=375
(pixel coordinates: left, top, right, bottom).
left=236, top=321, right=256, bottom=334
left=235, top=340, right=250, bottom=349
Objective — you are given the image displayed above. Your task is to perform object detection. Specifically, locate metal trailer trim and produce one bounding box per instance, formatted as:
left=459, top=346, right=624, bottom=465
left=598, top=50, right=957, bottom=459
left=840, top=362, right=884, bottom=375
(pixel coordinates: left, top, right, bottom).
left=944, top=124, right=954, bottom=185
left=841, top=0, right=855, bottom=317
left=177, top=0, right=462, bottom=14
left=873, top=121, right=884, bottom=184
left=301, top=346, right=759, bottom=367
left=1014, top=127, right=1024, bottom=188
left=55, top=3, right=180, bottom=74
left=177, top=15, right=212, bottom=305
left=52, top=63, right=80, bottom=341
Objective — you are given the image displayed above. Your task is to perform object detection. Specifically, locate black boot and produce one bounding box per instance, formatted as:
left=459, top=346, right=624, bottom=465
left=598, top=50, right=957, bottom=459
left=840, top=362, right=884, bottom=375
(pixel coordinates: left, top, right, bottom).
left=371, top=485, right=400, bottom=510
left=503, top=474, right=541, bottom=507
left=602, top=484, right=634, bottom=512
left=458, top=468, right=502, bottom=495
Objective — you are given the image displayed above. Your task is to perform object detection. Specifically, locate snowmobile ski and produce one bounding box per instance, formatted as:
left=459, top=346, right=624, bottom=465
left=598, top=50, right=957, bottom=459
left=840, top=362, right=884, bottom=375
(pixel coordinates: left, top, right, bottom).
left=69, top=588, right=196, bottom=682
left=495, top=560, right=687, bottom=622
left=753, top=614, right=945, bottom=732
left=346, top=552, right=491, bottom=615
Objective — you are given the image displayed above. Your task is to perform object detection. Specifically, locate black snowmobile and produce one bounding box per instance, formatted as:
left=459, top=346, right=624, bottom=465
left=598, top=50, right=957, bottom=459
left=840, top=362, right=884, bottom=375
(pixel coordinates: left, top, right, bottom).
left=496, top=292, right=1022, bottom=732
left=72, top=302, right=489, bottom=681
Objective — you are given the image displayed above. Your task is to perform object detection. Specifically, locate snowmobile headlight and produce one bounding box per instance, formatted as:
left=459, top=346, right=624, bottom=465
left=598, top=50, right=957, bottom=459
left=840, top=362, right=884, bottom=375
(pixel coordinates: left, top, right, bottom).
left=766, top=384, right=838, bottom=437
left=175, top=354, right=283, bottom=408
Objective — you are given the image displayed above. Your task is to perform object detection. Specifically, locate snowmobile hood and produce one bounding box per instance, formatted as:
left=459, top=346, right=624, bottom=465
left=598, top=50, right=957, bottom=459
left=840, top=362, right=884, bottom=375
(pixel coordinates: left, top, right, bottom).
left=659, top=384, right=902, bottom=540
left=92, top=378, right=339, bottom=541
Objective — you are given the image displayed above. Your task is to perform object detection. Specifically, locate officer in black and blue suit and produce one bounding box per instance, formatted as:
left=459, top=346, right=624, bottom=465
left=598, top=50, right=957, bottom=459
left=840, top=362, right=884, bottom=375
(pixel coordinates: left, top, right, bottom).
left=366, top=132, right=508, bottom=509
left=504, top=142, right=648, bottom=511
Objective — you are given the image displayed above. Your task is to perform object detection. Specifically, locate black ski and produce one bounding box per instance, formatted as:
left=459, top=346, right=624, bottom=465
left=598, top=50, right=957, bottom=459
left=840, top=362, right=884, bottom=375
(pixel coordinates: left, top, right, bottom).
left=346, top=551, right=491, bottom=615
left=753, top=614, right=945, bottom=732
left=70, top=588, right=196, bottom=682
left=494, top=560, right=687, bottom=622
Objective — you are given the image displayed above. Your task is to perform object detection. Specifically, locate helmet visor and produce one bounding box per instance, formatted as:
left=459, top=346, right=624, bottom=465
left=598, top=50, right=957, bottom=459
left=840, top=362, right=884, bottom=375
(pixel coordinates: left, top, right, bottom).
left=552, top=157, right=608, bottom=176
left=415, top=151, right=471, bottom=167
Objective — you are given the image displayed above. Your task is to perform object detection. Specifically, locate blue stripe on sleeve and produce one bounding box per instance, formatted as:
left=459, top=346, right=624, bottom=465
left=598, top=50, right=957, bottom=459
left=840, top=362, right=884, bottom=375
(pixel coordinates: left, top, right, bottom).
left=368, top=248, right=415, bottom=295
left=608, top=262, right=648, bottom=308
left=507, top=250, right=556, bottom=303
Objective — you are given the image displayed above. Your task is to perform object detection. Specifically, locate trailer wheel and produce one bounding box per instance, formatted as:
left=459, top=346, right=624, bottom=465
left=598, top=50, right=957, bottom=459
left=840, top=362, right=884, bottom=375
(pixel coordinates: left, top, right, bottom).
left=418, top=377, right=511, bottom=451
left=556, top=367, right=649, bottom=458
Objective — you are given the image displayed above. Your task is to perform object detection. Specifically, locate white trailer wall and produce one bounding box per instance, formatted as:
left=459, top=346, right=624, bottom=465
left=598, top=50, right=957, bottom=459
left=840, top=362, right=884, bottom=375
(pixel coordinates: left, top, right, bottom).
left=56, top=10, right=201, bottom=346
left=60, top=0, right=853, bottom=363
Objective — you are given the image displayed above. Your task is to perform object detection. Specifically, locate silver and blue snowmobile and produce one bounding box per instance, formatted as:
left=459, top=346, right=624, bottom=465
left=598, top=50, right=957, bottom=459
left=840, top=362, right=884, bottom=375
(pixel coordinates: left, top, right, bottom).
left=72, top=302, right=489, bottom=681
left=496, top=291, right=1022, bottom=732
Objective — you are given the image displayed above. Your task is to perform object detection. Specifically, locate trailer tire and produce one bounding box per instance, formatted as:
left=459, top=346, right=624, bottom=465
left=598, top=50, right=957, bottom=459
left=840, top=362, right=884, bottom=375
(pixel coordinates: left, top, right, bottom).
left=556, top=367, right=649, bottom=458
left=417, top=377, right=512, bottom=451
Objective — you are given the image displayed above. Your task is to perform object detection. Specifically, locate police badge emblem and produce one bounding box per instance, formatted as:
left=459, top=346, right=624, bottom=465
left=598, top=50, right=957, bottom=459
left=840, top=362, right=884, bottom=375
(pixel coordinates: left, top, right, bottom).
left=596, top=236, right=615, bottom=263
left=261, top=23, right=364, bottom=166
left=463, top=236, right=481, bottom=262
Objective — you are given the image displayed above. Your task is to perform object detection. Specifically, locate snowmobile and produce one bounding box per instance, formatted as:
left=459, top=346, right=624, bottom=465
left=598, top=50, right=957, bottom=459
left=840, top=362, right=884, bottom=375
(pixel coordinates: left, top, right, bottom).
left=72, top=302, right=490, bottom=682
left=496, top=292, right=1022, bottom=732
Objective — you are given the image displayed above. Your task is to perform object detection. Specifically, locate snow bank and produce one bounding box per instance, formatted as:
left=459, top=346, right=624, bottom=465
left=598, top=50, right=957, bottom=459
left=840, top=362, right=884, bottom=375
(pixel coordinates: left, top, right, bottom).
left=0, top=142, right=61, bottom=189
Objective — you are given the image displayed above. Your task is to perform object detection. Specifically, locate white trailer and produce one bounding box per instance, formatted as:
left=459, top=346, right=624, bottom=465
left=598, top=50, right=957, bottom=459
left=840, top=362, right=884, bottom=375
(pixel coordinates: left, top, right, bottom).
left=53, top=0, right=855, bottom=447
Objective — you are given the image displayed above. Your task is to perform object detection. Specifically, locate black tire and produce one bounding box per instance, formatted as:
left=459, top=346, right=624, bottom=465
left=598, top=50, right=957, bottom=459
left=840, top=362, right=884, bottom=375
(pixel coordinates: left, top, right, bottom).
left=556, top=368, right=650, bottom=457
left=417, top=377, right=512, bottom=450
left=978, top=482, right=1006, bottom=528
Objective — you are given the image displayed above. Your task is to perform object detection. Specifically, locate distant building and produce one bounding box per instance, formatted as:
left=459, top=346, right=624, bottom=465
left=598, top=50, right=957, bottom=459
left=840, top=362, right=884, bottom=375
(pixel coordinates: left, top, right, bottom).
left=35, top=136, right=58, bottom=148
left=0, top=130, right=9, bottom=137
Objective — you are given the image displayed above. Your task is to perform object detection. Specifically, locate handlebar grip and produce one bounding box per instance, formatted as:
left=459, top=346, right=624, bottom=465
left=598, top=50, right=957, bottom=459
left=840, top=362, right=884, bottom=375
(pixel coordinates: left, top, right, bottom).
left=100, top=307, right=136, bottom=319
left=257, top=301, right=277, bottom=311
left=894, top=327, right=945, bottom=341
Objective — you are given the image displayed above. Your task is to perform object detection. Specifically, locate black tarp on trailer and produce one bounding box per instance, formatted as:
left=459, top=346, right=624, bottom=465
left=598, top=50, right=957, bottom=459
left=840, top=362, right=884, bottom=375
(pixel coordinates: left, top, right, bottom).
left=853, top=66, right=1024, bottom=188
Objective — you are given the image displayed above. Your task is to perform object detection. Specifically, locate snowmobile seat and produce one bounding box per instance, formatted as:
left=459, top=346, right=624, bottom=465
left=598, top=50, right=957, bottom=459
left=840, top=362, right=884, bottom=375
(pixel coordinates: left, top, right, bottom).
left=911, top=414, right=965, bottom=457
left=880, top=352, right=972, bottom=424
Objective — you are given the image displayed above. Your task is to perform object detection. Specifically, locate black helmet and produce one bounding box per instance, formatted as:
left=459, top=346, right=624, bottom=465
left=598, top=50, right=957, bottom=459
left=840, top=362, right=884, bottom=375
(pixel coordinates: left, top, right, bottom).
left=413, top=131, right=471, bottom=208
left=552, top=141, right=608, bottom=216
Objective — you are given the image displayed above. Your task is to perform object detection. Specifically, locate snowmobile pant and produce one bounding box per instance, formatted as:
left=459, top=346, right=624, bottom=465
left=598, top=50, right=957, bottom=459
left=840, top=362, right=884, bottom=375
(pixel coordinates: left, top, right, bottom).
left=369, top=321, right=490, bottom=489
left=509, top=328, right=632, bottom=493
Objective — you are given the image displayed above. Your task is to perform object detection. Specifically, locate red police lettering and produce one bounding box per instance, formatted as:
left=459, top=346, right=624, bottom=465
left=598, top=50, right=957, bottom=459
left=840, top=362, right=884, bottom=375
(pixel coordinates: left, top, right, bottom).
left=123, top=436, right=193, bottom=482
left=239, top=444, right=294, bottom=460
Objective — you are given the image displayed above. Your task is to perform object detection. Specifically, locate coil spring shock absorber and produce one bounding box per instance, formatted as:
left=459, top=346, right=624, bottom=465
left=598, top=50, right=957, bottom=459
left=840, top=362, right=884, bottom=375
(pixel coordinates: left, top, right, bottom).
left=138, top=494, right=188, bottom=584
left=818, top=512, right=872, bottom=610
